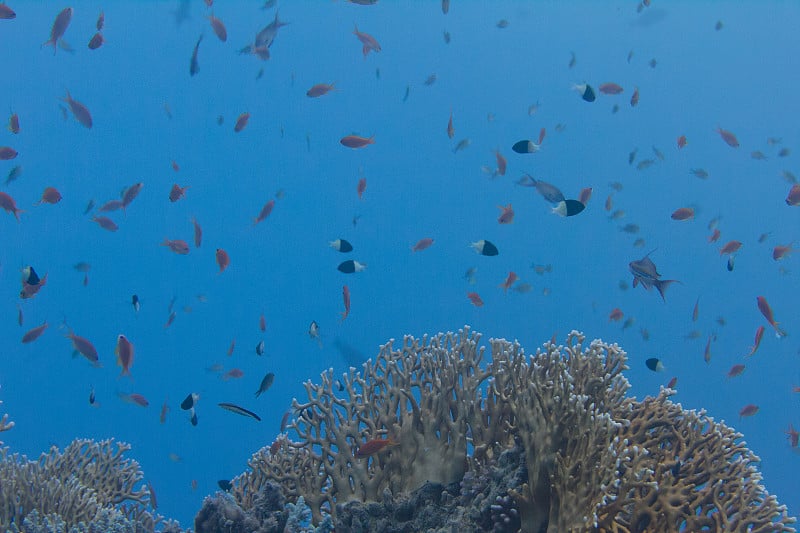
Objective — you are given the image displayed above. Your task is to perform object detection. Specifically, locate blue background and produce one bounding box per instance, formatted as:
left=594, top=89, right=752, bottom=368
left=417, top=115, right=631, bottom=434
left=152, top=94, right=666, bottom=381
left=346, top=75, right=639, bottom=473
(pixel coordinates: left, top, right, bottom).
left=0, top=1, right=798, bottom=527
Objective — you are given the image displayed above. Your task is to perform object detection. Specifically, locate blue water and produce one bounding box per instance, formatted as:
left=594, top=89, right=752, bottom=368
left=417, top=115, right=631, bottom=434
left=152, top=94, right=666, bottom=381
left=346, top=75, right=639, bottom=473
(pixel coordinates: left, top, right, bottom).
left=1, top=0, right=798, bottom=527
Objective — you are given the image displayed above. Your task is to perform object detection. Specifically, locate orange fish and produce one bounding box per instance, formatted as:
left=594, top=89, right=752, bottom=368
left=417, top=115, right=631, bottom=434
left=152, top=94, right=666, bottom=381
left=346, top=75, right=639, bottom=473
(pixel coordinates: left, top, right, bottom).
left=42, top=7, right=73, bottom=53
left=494, top=150, right=507, bottom=176
left=772, top=243, right=794, bottom=261
left=115, top=334, right=134, bottom=377
left=598, top=82, right=623, bottom=94
left=738, top=404, right=759, bottom=418
left=787, top=424, right=799, bottom=448
left=447, top=111, right=454, bottom=139
left=341, top=285, right=350, bottom=321
left=0, top=191, right=23, bottom=220
left=340, top=135, right=374, bottom=149
left=707, top=228, right=721, bottom=243
left=216, top=248, right=230, bottom=273
left=666, top=376, right=678, bottom=389
left=0, top=146, right=17, bottom=160
left=497, top=204, right=514, bottom=224
left=608, top=308, right=624, bottom=322
left=747, top=325, right=765, bottom=357
left=169, top=184, right=189, bottom=202
left=21, top=321, right=48, bottom=343
left=630, top=87, right=639, bottom=107
left=716, top=127, right=739, bottom=148
left=353, top=24, right=381, bottom=57
left=254, top=199, right=275, bottom=225
left=786, top=184, right=800, bottom=206
left=222, top=368, right=244, bottom=381
left=670, top=207, right=694, bottom=221
left=63, top=90, right=92, bottom=129
left=578, top=187, right=592, bottom=205
left=726, top=364, right=745, bottom=378
left=677, top=135, right=687, bottom=149
left=92, top=216, right=118, bottom=232
left=162, top=239, right=190, bottom=255
left=208, top=14, right=227, bottom=41
left=160, top=400, right=169, bottom=424
left=412, top=238, right=434, bottom=252
left=467, top=292, right=483, bottom=307
left=8, top=113, right=19, bottom=134
left=119, top=392, right=149, bottom=407
left=87, top=32, right=104, bottom=50
left=357, top=177, right=367, bottom=199
left=499, top=272, right=518, bottom=293
left=234, top=112, right=250, bottom=132
left=306, top=83, right=335, bottom=97
left=719, top=240, right=742, bottom=256
left=354, top=437, right=398, bottom=458
left=756, top=296, right=785, bottom=337
left=192, top=217, right=203, bottom=247
left=537, top=127, right=546, bottom=145
left=259, top=314, right=266, bottom=332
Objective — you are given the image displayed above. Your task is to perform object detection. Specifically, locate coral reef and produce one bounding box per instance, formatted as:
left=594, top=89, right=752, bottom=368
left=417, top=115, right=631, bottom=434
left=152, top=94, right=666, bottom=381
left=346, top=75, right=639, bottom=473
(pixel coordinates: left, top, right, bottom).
left=216, top=327, right=796, bottom=532
left=0, top=397, right=14, bottom=445
left=0, top=438, right=169, bottom=532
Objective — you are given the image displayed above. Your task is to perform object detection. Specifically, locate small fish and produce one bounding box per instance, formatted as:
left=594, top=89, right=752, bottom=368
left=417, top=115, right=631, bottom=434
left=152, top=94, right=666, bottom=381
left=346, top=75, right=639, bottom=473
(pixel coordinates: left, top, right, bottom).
left=671, top=207, right=694, bottom=221
left=703, top=335, right=713, bottom=364
left=256, top=340, right=265, bottom=356
left=630, top=87, right=639, bottom=107
left=353, top=24, right=381, bottom=57
left=453, top=138, right=471, bottom=153
left=160, top=401, right=169, bottom=423
left=411, top=238, right=434, bottom=252
left=337, top=260, right=366, bottom=274
left=22, top=321, right=49, bottom=344
left=571, top=83, right=595, bottom=102
left=218, top=402, right=261, bottom=421
left=738, top=404, right=759, bottom=418
left=551, top=199, right=585, bottom=217
left=499, top=272, right=518, bottom=293
left=716, top=127, right=739, bottom=148
left=402, top=85, right=410, bottom=102
left=63, top=91, right=92, bottom=128
left=496, top=19, right=508, bottom=29
left=341, top=285, right=351, bottom=321
left=497, top=204, right=514, bottom=224
left=118, top=392, right=149, bottom=407
left=598, top=82, right=623, bottom=95
left=42, top=7, right=73, bottom=54
left=192, top=217, right=203, bottom=247
left=89, top=386, right=97, bottom=406
left=747, top=326, right=765, bottom=356
left=162, top=239, right=190, bottom=255
left=5, top=165, right=22, bottom=185
left=786, top=425, right=799, bottom=448
left=467, top=292, right=484, bottom=307
left=208, top=14, right=227, bottom=41
left=306, top=83, right=336, bottom=98
left=190, top=34, right=203, bottom=76
left=470, top=240, right=498, bottom=256
left=773, top=243, right=794, bottom=260
left=447, top=112, right=454, bottom=139
left=677, top=135, right=687, bottom=149
left=608, top=308, right=624, bottom=322
left=233, top=112, right=250, bottom=133
left=218, top=480, right=232, bottom=491
left=329, top=239, right=353, bottom=253
left=255, top=372, right=275, bottom=397
left=87, top=32, right=104, bottom=50
left=115, top=335, right=135, bottom=377
left=690, top=168, right=709, bottom=179
left=340, top=135, right=375, bottom=149
left=756, top=296, right=786, bottom=337
left=443, top=31, right=451, bottom=44
left=645, top=358, right=664, bottom=372
left=568, top=51, right=576, bottom=68
left=131, top=294, right=140, bottom=313
left=464, top=267, right=477, bottom=285
left=786, top=184, right=800, bottom=206
left=511, top=140, right=540, bottom=154
left=222, top=368, right=244, bottom=381
left=726, top=364, right=745, bottom=378
left=308, top=321, right=322, bottom=347
left=354, top=437, right=398, bottom=458
left=423, top=73, right=437, bottom=86
left=215, top=248, right=230, bottom=273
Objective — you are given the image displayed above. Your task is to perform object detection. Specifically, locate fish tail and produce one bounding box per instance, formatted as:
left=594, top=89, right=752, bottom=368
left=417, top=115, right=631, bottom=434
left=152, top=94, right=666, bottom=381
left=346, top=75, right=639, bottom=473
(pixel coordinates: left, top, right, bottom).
left=655, top=279, right=678, bottom=301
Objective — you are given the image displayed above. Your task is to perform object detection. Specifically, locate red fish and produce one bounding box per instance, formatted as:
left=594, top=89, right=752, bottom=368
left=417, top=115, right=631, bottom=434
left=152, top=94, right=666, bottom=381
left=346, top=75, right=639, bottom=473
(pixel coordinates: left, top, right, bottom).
left=92, top=216, right=118, bottom=232
left=36, top=187, right=62, bottom=205
left=0, top=191, right=23, bottom=220
left=726, top=364, right=745, bottom=378
left=772, top=243, right=794, bottom=260
left=341, top=285, right=350, bottom=321
left=747, top=325, right=765, bottom=357
left=119, top=392, right=149, bottom=407
left=121, top=182, right=143, bottom=208
left=340, top=135, right=374, bottom=148
left=99, top=200, right=124, bottom=212
left=88, top=32, right=104, bottom=50
left=162, top=239, right=190, bottom=254
left=227, top=339, right=235, bottom=357
left=8, top=113, right=19, bottom=134
left=412, top=238, right=434, bottom=252
left=63, top=90, right=93, bottom=129
left=494, top=150, right=507, bottom=176
left=96, top=10, right=104, bottom=31
left=677, top=135, right=687, bottom=149
left=254, top=199, right=275, bottom=225
left=169, top=184, right=189, bottom=202
left=707, top=228, right=721, bottom=243
left=306, top=83, right=335, bottom=97
left=357, top=177, right=367, bottom=199
left=222, top=368, right=244, bottom=381
left=42, top=7, right=73, bottom=54
left=216, top=248, right=230, bottom=272
left=354, top=437, right=398, bottom=458
left=537, top=127, right=546, bottom=145
left=598, top=82, right=623, bottom=94
left=208, top=14, right=227, bottom=41
left=0, top=4, right=16, bottom=18
left=164, top=311, right=177, bottom=329
left=0, top=146, right=18, bottom=160
left=691, top=297, right=700, bottom=322
left=353, top=25, right=381, bottom=57
left=786, top=184, right=800, bottom=206
left=666, top=376, right=678, bottom=389
left=22, top=322, right=49, bottom=343
left=670, top=207, right=694, bottom=221
left=719, top=240, right=742, bottom=256
left=447, top=112, right=454, bottom=139
left=467, top=292, right=483, bottom=307
left=171, top=160, right=180, bottom=172
left=160, top=401, right=169, bottom=424
left=499, top=272, right=518, bottom=293
left=608, top=308, right=624, bottom=322
left=234, top=112, right=250, bottom=132
left=192, top=217, right=203, bottom=247
left=716, top=127, right=739, bottom=148
left=604, top=195, right=613, bottom=212
left=116, top=335, right=134, bottom=377
left=756, top=296, right=785, bottom=337
left=497, top=204, right=514, bottom=224
left=787, top=424, right=799, bottom=448
left=738, top=404, right=759, bottom=418
left=65, top=329, right=99, bottom=364
left=578, top=187, right=592, bottom=205
left=259, top=314, right=266, bottom=332
left=630, top=87, right=639, bottom=107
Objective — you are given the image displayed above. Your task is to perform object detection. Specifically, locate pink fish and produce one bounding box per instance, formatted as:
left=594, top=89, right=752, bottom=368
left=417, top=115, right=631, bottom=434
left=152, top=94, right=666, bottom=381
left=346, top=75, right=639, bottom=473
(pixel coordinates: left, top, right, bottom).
left=42, top=7, right=73, bottom=54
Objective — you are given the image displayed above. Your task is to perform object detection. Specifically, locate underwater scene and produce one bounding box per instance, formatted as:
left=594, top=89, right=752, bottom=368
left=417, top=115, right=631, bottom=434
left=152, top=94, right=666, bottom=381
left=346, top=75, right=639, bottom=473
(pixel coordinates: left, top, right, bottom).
left=0, top=0, right=799, bottom=531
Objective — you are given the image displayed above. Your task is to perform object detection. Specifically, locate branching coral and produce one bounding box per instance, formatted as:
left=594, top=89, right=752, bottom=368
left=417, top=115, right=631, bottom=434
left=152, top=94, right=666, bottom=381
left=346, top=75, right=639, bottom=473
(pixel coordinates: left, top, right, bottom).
left=0, top=397, right=14, bottom=446
left=226, top=327, right=796, bottom=532
left=0, top=438, right=159, bottom=531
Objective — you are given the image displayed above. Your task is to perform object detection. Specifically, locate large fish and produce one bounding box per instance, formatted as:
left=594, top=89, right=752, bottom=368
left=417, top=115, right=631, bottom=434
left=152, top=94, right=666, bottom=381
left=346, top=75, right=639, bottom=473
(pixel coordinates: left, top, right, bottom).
left=629, top=251, right=678, bottom=301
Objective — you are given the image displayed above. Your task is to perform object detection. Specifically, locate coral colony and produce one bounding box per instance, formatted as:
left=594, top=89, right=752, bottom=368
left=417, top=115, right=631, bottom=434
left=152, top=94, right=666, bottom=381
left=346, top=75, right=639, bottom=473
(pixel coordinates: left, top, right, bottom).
left=1, top=328, right=796, bottom=532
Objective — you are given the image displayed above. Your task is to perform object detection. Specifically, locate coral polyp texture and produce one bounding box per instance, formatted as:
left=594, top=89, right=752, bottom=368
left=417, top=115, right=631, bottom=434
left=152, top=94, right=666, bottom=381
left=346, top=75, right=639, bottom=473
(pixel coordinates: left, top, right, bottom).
left=221, top=327, right=796, bottom=532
